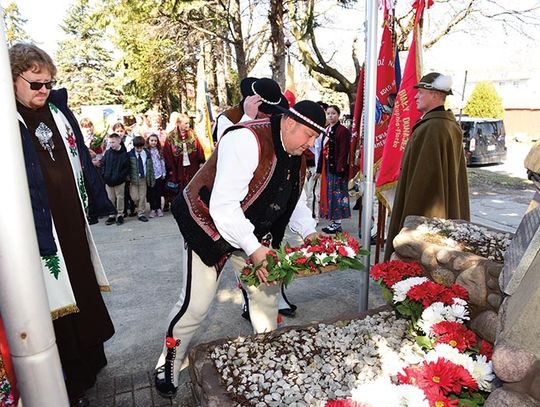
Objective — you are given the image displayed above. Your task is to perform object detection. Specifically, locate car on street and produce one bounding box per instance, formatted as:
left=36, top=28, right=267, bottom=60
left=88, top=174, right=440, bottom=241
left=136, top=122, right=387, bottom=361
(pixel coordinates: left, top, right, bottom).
left=459, top=116, right=507, bottom=165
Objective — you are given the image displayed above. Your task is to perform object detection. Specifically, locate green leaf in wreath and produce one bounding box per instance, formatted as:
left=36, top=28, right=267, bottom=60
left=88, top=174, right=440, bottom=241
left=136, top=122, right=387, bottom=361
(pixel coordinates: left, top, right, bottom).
left=456, top=398, right=481, bottom=407
left=266, top=253, right=276, bottom=269
left=380, top=285, right=394, bottom=303
left=283, top=271, right=295, bottom=288
left=415, top=335, right=434, bottom=351
left=347, top=257, right=364, bottom=270
left=395, top=303, right=414, bottom=317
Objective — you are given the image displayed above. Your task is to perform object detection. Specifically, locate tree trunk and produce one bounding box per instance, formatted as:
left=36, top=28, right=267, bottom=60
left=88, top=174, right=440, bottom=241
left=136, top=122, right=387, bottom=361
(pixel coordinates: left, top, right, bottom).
left=214, top=38, right=229, bottom=109
left=229, top=0, right=248, bottom=79
left=269, top=0, right=286, bottom=89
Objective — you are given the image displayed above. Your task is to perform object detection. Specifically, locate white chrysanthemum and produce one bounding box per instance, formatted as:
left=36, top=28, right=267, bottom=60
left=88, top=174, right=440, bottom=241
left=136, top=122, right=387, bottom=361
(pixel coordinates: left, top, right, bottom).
left=391, top=277, right=430, bottom=303
left=349, top=378, right=403, bottom=406
left=425, top=344, right=468, bottom=366
left=399, top=384, right=430, bottom=407
left=450, top=298, right=470, bottom=321
left=418, top=301, right=469, bottom=335
left=350, top=378, right=429, bottom=407
left=417, top=302, right=447, bottom=334
left=471, top=354, right=495, bottom=391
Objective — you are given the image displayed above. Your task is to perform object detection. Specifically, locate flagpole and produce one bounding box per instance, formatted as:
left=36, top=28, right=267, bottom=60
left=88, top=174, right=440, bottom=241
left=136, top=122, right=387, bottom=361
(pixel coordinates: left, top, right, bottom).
left=359, top=0, right=378, bottom=312
left=0, top=27, right=69, bottom=406
left=459, top=70, right=468, bottom=126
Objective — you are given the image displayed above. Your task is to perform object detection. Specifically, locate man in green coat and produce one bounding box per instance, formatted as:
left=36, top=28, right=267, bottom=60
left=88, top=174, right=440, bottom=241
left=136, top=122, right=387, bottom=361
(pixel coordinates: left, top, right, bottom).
left=384, top=72, right=470, bottom=261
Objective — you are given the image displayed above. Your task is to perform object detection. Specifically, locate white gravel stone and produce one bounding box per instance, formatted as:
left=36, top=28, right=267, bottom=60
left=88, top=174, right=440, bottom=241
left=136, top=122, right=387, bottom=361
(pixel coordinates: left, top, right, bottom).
left=211, top=311, right=422, bottom=405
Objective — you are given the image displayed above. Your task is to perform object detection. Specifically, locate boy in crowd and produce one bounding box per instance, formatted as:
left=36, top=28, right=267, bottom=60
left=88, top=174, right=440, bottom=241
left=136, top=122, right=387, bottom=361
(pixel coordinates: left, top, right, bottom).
left=102, top=132, right=130, bottom=225
left=128, top=136, right=155, bottom=222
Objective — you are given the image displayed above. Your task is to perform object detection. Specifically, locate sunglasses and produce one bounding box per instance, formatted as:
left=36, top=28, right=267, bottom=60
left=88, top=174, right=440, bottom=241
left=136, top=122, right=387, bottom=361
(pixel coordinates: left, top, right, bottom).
left=19, top=75, right=56, bottom=90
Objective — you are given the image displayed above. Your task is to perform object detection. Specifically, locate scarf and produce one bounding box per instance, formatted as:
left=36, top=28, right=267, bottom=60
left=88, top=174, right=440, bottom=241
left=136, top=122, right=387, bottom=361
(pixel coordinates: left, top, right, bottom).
left=18, top=103, right=110, bottom=320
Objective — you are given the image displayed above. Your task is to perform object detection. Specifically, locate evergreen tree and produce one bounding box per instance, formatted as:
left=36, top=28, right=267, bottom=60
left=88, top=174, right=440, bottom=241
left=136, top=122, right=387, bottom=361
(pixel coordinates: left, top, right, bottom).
left=463, top=81, right=504, bottom=119
left=2, top=1, right=32, bottom=46
left=55, top=0, right=122, bottom=111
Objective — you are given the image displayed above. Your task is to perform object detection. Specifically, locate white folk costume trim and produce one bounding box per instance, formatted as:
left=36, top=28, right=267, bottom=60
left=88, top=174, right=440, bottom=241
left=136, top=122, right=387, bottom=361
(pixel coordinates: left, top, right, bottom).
left=17, top=103, right=110, bottom=320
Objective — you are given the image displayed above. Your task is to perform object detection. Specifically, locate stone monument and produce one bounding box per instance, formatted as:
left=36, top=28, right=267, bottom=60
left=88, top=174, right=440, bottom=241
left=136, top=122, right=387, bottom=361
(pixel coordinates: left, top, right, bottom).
left=486, top=196, right=540, bottom=406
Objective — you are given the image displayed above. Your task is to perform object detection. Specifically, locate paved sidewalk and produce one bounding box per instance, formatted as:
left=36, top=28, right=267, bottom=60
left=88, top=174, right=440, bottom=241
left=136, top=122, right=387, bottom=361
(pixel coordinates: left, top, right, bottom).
left=85, top=170, right=533, bottom=406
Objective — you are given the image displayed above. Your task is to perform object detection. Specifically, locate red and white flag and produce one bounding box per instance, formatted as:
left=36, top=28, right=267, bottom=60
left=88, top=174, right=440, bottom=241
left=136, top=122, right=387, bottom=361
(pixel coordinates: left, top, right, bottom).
left=375, top=0, right=431, bottom=211
left=362, top=4, right=398, bottom=171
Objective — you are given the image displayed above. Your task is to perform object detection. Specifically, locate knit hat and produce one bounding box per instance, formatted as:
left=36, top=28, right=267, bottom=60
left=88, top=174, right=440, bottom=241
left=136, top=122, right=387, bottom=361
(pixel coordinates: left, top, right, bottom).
left=278, top=100, right=326, bottom=133
left=239, top=77, right=289, bottom=114
left=414, top=72, right=453, bottom=95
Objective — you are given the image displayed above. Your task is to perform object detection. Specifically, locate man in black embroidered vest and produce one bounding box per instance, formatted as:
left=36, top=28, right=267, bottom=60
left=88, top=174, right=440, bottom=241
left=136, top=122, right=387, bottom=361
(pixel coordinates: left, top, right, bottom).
left=154, top=100, right=326, bottom=397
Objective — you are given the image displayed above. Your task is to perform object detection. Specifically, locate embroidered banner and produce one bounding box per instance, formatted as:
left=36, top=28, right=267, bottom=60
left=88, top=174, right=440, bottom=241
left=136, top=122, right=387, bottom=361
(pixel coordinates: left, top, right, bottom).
left=360, top=5, right=398, bottom=172
left=375, top=0, right=429, bottom=211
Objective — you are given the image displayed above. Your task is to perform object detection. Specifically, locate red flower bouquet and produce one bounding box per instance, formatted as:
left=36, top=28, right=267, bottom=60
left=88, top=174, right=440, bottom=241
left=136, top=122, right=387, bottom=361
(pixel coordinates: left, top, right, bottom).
left=239, top=233, right=369, bottom=287
left=370, top=260, right=424, bottom=287
left=431, top=321, right=478, bottom=352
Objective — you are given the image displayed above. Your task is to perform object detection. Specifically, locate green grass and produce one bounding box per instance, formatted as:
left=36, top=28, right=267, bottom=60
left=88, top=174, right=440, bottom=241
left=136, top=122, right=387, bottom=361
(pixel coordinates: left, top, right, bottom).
left=467, top=167, right=534, bottom=191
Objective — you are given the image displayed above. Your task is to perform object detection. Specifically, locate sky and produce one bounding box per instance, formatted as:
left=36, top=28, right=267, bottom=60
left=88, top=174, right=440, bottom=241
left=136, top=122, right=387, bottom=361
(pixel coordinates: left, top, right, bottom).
left=2, top=0, right=74, bottom=55
left=4, top=0, right=540, bottom=101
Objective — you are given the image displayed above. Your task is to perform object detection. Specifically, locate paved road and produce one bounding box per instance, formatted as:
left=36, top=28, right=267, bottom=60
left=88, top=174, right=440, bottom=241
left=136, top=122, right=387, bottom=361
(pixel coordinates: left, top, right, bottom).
left=85, top=151, right=535, bottom=406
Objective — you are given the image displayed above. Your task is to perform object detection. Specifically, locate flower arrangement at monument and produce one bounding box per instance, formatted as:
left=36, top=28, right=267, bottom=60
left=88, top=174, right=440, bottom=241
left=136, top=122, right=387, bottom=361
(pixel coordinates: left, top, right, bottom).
left=239, top=233, right=370, bottom=287
left=208, top=259, right=495, bottom=406
left=326, top=260, right=495, bottom=407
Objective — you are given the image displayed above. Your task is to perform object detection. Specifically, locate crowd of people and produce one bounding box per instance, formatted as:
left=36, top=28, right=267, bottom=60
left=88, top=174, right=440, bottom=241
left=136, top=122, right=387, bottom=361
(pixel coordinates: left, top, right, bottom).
left=80, top=111, right=206, bottom=226
left=2, top=40, right=472, bottom=406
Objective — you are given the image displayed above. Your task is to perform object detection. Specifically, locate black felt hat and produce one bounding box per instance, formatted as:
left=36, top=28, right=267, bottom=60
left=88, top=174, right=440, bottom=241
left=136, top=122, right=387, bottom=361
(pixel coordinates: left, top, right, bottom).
left=278, top=100, right=326, bottom=133
left=240, top=77, right=258, bottom=98
left=240, top=77, right=289, bottom=114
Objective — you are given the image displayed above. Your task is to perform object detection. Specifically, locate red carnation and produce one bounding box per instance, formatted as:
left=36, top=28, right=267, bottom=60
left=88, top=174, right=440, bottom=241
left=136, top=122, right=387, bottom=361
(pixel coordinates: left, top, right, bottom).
left=407, top=281, right=443, bottom=307
left=432, top=321, right=477, bottom=352
left=338, top=246, right=349, bottom=257
left=346, top=235, right=360, bottom=253
left=422, top=387, right=459, bottom=407
left=479, top=339, right=494, bottom=359
left=307, top=244, right=323, bottom=253
left=370, top=260, right=424, bottom=287
left=295, top=257, right=308, bottom=265
left=399, top=358, right=478, bottom=396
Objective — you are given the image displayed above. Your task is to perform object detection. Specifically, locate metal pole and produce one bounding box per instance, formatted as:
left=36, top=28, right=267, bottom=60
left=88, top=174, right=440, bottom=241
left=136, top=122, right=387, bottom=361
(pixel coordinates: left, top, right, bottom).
left=458, top=70, right=468, bottom=126
left=0, top=26, right=69, bottom=407
left=359, top=0, right=378, bottom=312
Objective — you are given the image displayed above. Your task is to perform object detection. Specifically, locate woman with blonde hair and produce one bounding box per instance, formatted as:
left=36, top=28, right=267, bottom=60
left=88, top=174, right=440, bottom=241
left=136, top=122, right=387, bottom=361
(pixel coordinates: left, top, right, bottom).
left=162, top=113, right=205, bottom=205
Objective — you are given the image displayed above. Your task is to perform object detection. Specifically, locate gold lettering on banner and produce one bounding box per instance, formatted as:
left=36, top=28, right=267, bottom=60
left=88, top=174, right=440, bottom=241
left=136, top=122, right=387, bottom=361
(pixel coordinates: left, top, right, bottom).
left=390, top=89, right=412, bottom=152
left=400, top=118, right=411, bottom=151
left=401, top=92, right=410, bottom=112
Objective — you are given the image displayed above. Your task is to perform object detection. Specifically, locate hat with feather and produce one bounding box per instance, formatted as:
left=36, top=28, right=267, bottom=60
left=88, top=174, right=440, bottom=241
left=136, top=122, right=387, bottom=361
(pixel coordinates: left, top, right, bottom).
left=414, top=72, right=453, bottom=95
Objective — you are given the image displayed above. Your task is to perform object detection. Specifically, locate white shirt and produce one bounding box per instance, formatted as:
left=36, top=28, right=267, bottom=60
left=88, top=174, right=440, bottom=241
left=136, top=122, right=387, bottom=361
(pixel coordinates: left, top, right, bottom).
left=136, top=149, right=147, bottom=176
left=209, top=128, right=317, bottom=256
left=214, top=113, right=253, bottom=142
left=310, top=132, right=325, bottom=168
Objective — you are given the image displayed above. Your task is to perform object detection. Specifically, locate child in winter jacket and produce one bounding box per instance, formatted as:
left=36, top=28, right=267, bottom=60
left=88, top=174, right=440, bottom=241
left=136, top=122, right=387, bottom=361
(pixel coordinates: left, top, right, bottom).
left=102, top=133, right=129, bottom=225
left=128, top=136, right=155, bottom=222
